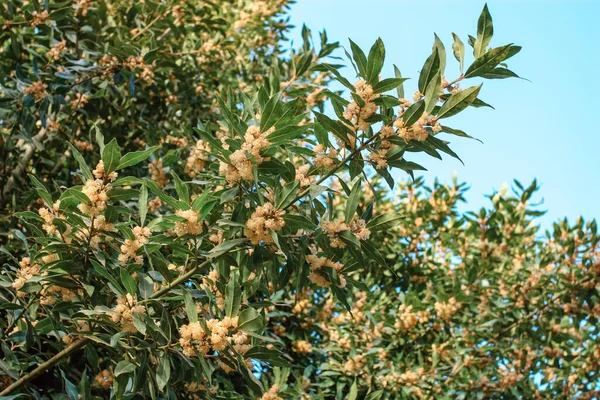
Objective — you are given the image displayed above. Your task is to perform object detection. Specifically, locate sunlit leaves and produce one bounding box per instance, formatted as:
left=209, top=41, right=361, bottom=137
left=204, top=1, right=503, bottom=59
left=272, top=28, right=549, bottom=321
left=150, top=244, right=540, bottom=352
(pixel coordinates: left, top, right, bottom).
left=117, top=146, right=159, bottom=171
left=473, top=4, right=494, bottom=58
left=102, top=139, right=121, bottom=174
left=465, top=44, right=519, bottom=78
left=451, top=33, right=466, bottom=73
left=418, top=48, right=440, bottom=94
left=437, top=84, right=482, bottom=119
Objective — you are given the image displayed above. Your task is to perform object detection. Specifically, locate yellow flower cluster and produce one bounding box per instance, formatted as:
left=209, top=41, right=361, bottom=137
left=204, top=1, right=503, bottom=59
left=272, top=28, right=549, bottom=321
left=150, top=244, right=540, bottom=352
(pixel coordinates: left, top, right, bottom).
left=179, top=316, right=251, bottom=367
left=122, top=56, right=155, bottom=85
left=47, top=40, right=66, bottom=60
left=344, top=354, right=365, bottom=375
left=343, top=79, right=380, bottom=132
left=38, top=200, right=62, bottom=235
left=292, top=339, right=313, bottom=354
left=98, top=54, right=119, bottom=77
left=174, top=209, right=203, bottom=237
left=93, top=160, right=118, bottom=181
left=163, top=135, right=189, bottom=148
left=322, top=218, right=370, bottom=248
left=313, top=144, right=338, bottom=171
left=12, top=257, right=41, bottom=297
left=109, top=293, right=146, bottom=333
left=39, top=285, right=80, bottom=305
left=179, top=322, right=211, bottom=357
left=185, top=140, right=211, bottom=177
left=306, top=87, right=326, bottom=107
left=434, top=297, right=461, bottom=321
left=23, top=80, right=47, bottom=101
left=294, top=164, right=315, bottom=187
left=70, top=93, right=88, bottom=110
left=394, top=304, right=430, bottom=331
left=368, top=125, right=396, bottom=169
left=74, top=0, right=92, bottom=16
left=219, top=125, right=273, bottom=185
left=376, top=368, right=425, bottom=394
left=306, top=253, right=345, bottom=288
left=394, top=108, right=441, bottom=142
left=94, top=369, right=113, bottom=389
left=79, top=174, right=112, bottom=217
left=260, top=384, right=284, bottom=400
left=148, top=159, right=168, bottom=188
left=31, top=10, right=50, bottom=28
left=245, top=202, right=285, bottom=245
left=74, top=139, right=93, bottom=152
left=118, top=226, right=151, bottom=264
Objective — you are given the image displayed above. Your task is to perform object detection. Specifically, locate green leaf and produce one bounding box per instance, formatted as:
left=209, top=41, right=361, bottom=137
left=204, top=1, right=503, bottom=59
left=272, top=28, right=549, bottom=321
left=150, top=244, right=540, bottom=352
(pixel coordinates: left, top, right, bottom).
left=28, top=175, right=53, bottom=206
left=260, top=92, right=283, bottom=132
left=138, top=273, right=154, bottom=299
left=61, top=370, right=79, bottom=400
left=361, top=240, right=386, bottom=266
left=481, top=67, right=520, bottom=79
left=139, top=184, right=148, bottom=226
left=418, top=48, right=440, bottom=94
left=441, top=126, right=482, bottom=143
left=365, top=390, right=384, bottom=400
left=266, top=125, right=310, bottom=145
left=348, top=381, right=358, bottom=400
left=473, top=4, right=494, bottom=58
left=117, top=146, right=159, bottom=170
left=145, top=179, right=180, bottom=209
left=372, top=78, right=407, bottom=94
left=393, top=65, right=405, bottom=99
left=344, top=177, right=361, bottom=224
left=424, top=71, right=441, bottom=114
left=451, top=33, right=465, bottom=73
left=275, top=180, right=300, bottom=210
left=156, top=355, right=170, bottom=392
left=132, top=314, right=147, bottom=335
left=366, top=212, right=403, bottom=233
left=60, top=187, right=91, bottom=205
left=171, top=171, right=189, bottom=204
left=314, top=112, right=351, bottom=144
left=245, top=346, right=293, bottom=368
left=238, top=308, right=264, bottom=332
left=349, top=39, right=368, bottom=77
left=322, top=64, right=354, bottom=91
left=437, top=84, right=482, bottom=119
left=114, top=360, right=137, bottom=377
left=403, top=100, right=425, bottom=126
left=282, top=214, right=317, bottom=230
left=120, top=269, right=137, bottom=294
left=67, top=142, right=93, bottom=181
left=183, top=289, right=198, bottom=323
left=102, top=139, right=121, bottom=174
left=465, top=44, right=513, bottom=78
left=209, top=238, right=247, bottom=259
left=225, top=270, right=241, bottom=318
left=427, top=135, right=463, bottom=164
left=340, top=229, right=360, bottom=248
left=432, top=34, right=446, bottom=74
left=366, top=38, right=385, bottom=83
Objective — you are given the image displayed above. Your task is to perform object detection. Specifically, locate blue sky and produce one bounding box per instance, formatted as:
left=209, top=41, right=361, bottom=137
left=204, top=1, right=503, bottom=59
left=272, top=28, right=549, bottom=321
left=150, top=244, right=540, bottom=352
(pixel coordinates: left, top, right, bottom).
left=288, top=0, right=600, bottom=228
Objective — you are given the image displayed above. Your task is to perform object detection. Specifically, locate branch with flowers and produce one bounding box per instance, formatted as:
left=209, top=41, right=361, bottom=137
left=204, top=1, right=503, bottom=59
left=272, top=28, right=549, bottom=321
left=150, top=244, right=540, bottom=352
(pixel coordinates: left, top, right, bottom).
left=8, top=3, right=597, bottom=400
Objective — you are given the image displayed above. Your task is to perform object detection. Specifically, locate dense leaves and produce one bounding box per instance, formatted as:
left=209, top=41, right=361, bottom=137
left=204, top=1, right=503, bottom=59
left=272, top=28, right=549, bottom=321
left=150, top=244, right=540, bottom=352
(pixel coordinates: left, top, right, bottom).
left=0, top=3, right=588, bottom=400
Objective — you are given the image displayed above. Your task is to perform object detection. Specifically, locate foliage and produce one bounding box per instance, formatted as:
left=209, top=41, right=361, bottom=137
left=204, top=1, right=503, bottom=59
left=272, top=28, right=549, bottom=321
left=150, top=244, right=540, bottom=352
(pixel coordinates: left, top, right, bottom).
left=1, top=2, right=594, bottom=400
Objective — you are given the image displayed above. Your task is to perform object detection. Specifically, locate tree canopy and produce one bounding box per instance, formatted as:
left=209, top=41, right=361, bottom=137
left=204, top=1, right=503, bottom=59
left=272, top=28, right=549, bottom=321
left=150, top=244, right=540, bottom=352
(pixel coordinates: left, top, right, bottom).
left=1, top=1, right=598, bottom=399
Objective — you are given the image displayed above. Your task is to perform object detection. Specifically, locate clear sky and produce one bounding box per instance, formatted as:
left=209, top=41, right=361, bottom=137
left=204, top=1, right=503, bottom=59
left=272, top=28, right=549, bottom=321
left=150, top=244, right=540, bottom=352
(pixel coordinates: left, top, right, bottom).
left=288, top=0, right=600, bottom=228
